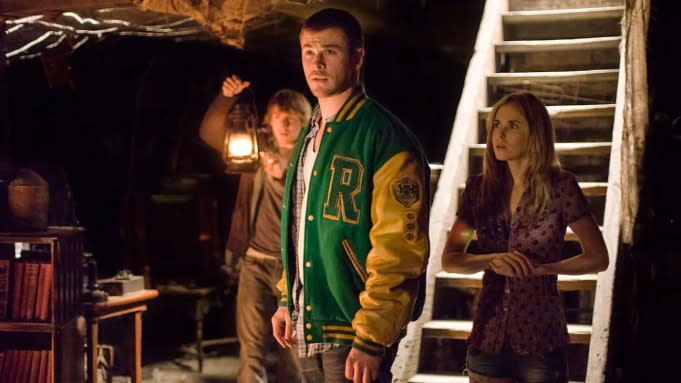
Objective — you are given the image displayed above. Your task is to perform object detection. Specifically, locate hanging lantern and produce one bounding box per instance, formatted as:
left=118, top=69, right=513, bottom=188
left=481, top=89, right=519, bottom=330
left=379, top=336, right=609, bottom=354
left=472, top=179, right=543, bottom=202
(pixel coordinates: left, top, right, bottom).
left=223, top=103, right=260, bottom=173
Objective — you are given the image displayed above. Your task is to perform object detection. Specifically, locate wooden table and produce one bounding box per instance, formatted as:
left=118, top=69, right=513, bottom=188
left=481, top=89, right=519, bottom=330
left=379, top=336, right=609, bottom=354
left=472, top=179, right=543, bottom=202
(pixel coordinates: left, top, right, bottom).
left=85, top=289, right=159, bottom=383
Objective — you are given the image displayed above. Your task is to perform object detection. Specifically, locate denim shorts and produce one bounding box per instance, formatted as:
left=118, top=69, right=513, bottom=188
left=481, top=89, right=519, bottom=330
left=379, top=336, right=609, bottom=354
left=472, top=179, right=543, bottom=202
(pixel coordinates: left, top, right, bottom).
left=465, top=347, right=568, bottom=383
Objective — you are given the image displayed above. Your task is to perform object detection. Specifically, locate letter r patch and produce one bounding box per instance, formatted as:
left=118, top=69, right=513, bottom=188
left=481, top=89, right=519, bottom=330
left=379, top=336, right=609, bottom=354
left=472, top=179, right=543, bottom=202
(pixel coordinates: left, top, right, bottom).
left=323, top=156, right=363, bottom=224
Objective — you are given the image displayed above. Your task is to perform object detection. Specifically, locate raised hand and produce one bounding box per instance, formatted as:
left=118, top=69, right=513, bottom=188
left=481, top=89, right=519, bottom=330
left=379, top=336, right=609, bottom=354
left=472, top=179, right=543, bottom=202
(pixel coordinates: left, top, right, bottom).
left=221, top=75, right=251, bottom=97
left=261, top=152, right=284, bottom=180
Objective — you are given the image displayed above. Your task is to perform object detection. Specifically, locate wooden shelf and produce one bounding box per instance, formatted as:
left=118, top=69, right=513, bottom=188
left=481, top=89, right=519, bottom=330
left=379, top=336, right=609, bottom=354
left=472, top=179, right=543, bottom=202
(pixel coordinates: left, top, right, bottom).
left=0, top=229, right=85, bottom=383
left=0, top=226, right=85, bottom=243
left=0, top=321, right=55, bottom=332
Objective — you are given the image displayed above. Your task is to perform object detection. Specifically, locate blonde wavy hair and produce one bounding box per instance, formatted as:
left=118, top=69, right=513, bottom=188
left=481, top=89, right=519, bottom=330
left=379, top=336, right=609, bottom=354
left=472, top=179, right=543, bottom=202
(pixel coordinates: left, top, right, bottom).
left=263, top=89, right=312, bottom=128
left=479, top=92, right=560, bottom=222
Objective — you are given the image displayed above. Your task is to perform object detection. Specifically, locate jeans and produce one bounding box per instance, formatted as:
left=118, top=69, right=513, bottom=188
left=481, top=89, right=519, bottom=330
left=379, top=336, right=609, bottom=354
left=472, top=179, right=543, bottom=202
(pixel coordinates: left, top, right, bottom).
left=236, top=251, right=301, bottom=383
left=299, top=343, right=399, bottom=383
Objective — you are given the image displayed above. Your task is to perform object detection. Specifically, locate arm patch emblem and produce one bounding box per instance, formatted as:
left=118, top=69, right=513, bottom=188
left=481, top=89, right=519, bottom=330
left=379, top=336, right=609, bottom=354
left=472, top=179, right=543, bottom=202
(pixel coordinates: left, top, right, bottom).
left=392, top=177, right=420, bottom=208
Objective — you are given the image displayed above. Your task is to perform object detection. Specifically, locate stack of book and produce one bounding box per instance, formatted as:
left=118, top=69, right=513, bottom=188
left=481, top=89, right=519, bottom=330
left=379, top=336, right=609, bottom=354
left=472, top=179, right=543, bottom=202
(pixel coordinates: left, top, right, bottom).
left=0, top=255, right=53, bottom=322
left=0, top=349, right=52, bottom=383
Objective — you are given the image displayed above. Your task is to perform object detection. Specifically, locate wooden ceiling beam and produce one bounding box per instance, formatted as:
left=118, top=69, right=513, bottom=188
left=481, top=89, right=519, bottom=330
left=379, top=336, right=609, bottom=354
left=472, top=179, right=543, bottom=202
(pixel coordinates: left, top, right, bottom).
left=271, top=0, right=386, bottom=34
left=1, top=0, right=133, bottom=16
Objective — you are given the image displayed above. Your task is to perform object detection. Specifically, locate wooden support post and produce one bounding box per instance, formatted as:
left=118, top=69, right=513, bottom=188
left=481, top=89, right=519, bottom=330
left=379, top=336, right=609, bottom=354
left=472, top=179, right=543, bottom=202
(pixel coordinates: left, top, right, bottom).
left=0, top=18, right=10, bottom=160
left=85, top=312, right=99, bottom=383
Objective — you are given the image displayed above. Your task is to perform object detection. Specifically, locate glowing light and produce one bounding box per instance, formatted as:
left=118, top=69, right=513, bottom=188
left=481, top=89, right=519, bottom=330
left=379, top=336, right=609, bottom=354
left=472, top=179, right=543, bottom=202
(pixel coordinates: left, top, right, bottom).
left=6, top=24, right=24, bottom=34
left=72, top=36, right=89, bottom=49
left=7, top=15, right=43, bottom=24
left=150, top=18, right=195, bottom=28
left=101, top=19, right=131, bottom=26
left=75, top=27, right=119, bottom=35
left=227, top=134, right=256, bottom=157
left=37, top=21, right=75, bottom=31
left=119, top=28, right=204, bottom=37
left=4, top=9, right=206, bottom=62
left=46, top=34, right=68, bottom=49
left=62, top=12, right=100, bottom=25
left=6, top=31, right=55, bottom=57
left=18, top=52, right=43, bottom=60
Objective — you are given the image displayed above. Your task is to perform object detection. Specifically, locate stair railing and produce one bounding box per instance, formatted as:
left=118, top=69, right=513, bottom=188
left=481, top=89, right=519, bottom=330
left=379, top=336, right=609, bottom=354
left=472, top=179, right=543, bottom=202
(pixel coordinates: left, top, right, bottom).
left=392, top=0, right=508, bottom=380
left=585, top=14, right=626, bottom=383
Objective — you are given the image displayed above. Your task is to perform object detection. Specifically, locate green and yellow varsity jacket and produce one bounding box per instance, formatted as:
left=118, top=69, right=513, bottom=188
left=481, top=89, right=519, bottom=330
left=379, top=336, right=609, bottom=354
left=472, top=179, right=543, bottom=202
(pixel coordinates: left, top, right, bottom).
left=277, top=87, right=430, bottom=355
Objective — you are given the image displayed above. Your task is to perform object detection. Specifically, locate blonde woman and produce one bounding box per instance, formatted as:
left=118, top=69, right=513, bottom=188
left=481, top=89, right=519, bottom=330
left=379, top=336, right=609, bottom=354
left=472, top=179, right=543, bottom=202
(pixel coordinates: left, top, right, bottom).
left=442, top=92, right=609, bottom=383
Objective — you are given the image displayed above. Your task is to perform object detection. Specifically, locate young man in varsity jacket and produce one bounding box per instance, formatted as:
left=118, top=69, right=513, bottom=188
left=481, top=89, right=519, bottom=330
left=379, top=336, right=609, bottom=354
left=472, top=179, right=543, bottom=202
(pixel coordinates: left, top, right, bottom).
left=271, top=8, right=431, bottom=383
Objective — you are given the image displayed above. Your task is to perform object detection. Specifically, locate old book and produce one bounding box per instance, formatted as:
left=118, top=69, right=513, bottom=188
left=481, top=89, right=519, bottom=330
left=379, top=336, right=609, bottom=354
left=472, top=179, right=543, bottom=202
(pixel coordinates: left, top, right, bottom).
left=38, top=350, right=48, bottom=383
left=16, top=350, right=29, bottom=383
left=0, top=351, right=5, bottom=380
left=47, top=351, right=53, bottom=383
left=2, top=349, right=17, bottom=383
left=0, top=259, right=9, bottom=319
left=21, top=263, right=40, bottom=320
left=29, top=350, right=41, bottom=383
left=10, top=262, right=24, bottom=320
left=35, top=263, right=53, bottom=321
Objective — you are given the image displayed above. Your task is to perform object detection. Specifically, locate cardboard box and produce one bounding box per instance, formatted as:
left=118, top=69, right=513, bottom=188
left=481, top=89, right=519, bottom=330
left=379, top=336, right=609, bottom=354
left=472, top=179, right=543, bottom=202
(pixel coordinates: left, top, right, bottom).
left=98, top=275, right=145, bottom=296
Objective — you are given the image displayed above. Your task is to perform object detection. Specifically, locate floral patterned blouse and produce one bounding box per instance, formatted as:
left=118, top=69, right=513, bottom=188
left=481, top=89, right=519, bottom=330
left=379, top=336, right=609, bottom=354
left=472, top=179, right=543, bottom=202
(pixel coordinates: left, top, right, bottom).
left=457, top=170, right=590, bottom=356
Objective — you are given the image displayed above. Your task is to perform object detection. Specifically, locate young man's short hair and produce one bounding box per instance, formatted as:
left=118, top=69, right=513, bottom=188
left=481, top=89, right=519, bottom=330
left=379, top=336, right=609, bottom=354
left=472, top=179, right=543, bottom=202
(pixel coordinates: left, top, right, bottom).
left=301, top=8, right=364, bottom=52
left=264, top=89, right=312, bottom=126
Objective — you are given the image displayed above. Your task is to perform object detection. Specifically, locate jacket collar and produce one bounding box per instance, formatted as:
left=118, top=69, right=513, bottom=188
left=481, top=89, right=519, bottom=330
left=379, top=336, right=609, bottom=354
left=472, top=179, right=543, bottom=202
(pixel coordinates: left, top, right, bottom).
left=334, top=86, right=368, bottom=122
left=309, top=86, right=368, bottom=126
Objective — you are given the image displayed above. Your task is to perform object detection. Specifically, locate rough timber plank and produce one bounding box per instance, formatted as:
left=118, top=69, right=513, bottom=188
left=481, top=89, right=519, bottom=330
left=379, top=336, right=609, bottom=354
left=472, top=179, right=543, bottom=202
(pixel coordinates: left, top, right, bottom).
left=496, top=36, right=620, bottom=54
left=469, top=142, right=612, bottom=156
left=422, top=320, right=592, bottom=344
left=509, top=0, right=623, bottom=12
left=479, top=104, right=616, bottom=119
left=409, top=374, right=583, bottom=383
left=487, top=70, right=619, bottom=105
left=502, top=6, right=624, bottom=23
left=435, top=271, right=598, bottom=291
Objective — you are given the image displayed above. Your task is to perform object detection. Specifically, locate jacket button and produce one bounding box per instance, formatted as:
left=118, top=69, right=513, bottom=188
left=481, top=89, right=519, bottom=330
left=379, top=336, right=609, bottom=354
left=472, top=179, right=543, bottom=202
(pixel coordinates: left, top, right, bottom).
left=306, top=305, right=312, bottom=311
left=282, top=204, right=287, bottom=209
left=305, top=261, right=311, bottom=268
left=308, top=215, right=314, bottom=221
left=326, top=127, right=333, bottom=133
left=306, top=323, right=312, bottom=329
left=306, top=335, right=313, bottom=341
left=313, top=170, right=318, bottom=176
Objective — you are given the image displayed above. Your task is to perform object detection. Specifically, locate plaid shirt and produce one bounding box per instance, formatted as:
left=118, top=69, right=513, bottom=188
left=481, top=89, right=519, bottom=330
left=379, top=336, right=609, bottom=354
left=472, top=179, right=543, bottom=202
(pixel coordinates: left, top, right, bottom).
left=291, top=106, right=339, bottom=358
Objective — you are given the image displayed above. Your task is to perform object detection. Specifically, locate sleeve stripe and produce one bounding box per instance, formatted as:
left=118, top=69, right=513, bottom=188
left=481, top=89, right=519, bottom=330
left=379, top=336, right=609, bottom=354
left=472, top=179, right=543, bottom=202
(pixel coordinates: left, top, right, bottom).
left=354, top=335, right=384, bottom=349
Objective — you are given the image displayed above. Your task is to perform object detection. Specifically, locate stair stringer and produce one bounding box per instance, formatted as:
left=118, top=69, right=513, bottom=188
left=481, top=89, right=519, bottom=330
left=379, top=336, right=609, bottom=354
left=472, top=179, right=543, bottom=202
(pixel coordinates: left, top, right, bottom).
left=392, top=0, right=507, bottom=380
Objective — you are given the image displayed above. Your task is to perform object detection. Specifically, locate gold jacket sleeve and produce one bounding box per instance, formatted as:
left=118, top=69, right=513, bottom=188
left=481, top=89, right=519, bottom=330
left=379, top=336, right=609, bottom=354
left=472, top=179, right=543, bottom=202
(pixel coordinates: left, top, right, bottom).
left=276, top=270, right=288, bottom=307
left=352, top=151, right=430, bottom=351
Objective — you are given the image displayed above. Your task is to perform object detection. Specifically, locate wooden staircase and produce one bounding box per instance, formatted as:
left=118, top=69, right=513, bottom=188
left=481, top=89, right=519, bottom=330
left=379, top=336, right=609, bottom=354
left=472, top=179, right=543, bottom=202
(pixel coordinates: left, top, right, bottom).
left=394, top=1, right=625, bottom=382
